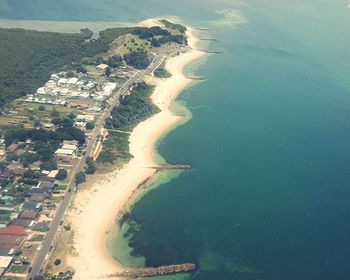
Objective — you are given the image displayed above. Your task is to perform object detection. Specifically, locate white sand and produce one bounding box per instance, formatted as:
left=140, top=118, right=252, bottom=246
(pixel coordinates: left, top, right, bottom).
left=69, top=19, right=206, bottom=280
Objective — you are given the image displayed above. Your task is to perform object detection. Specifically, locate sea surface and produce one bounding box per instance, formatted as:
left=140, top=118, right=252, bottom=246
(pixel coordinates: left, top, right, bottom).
left=2, top=1, right=350, bottom=279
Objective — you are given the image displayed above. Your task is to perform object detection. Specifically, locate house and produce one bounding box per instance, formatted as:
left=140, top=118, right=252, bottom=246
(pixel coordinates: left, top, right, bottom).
left=8, top=167, right=26, bottom=177
left=61, top=144, right=77, bottom=151
left=55, top=142, right=77, bottom=161
left=76, top=114, right=95, bottom=122
left=57, top=78, right=69, bottom=85
left=18, top=210, right=39, bottom=220
left=6, top=144, right=18, bottom=153
left=37, top=181, right=54, bottom=189
left=0, top=256, right=13, bottom=277
left=67, top=77, right=78, bottom=85
left=96, top=63, right=109, bottom=71
left=55, top=148, right=75, bottom=156
left=0, top=235, right=25, bottom=256
left=36, top=87, right=46, bottom=95
left=39, top=174, right=56, bottom=183
left=63, top=140, right=79, bottom=146
left=0, top=225, right=27, bottom=236
left=0, top=170, right=13, bottom=185
left=0, top=149, right=6, bottom=157
left=27, top=182, right=53, bottom=197
left=29, top=195, right=46, bottom=202
left=48, top=170, right=58, bottom=179
left=22, top=201, right=42, bottom=212
left=43, top=123, right=55, bottom=129
left=27, top=187, right=49, bottom=197
left=8, top=218, right=32, bottom=228
left=103, top=82, right=117, bottom=96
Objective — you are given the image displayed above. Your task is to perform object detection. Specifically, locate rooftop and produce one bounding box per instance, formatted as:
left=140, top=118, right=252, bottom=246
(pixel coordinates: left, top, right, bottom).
left=55, top=148, right=75, bottom=155
left=0, top=256, right=12, bottom=269
left=6, top=143, right=18, bottom=153
left=61, top=144, right=77, bottom=150
left=18, top=210, right=39, bottom=220
left=97, top=63, right=109, bottom=70
left=0, top=225, right=27, bottom=236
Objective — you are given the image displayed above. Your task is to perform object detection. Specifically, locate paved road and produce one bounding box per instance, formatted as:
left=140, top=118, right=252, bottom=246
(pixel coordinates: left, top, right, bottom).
left=27, top=55, right=165, bottom=279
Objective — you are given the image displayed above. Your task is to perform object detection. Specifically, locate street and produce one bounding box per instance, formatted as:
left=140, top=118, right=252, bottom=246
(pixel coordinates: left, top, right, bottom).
left=27, top=54, right=165, bottom=279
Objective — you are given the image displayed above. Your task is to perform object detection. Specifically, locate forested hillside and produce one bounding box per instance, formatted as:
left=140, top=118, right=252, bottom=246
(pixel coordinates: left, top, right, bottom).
left=0, top=27, right=136, bottom=107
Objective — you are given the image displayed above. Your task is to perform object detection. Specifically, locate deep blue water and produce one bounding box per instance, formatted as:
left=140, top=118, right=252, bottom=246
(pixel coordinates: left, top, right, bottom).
left=3, top=1, right=350, bottom=279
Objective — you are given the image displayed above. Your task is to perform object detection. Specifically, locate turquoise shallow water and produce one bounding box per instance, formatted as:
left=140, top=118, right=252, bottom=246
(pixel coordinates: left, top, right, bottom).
left=3, top=1, right=350, bottom=279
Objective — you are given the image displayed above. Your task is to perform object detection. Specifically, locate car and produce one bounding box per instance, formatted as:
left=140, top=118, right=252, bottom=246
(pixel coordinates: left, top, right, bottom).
left=28, top=267, right=32, bottom=273
left=68, top=188, right=72, bottom=192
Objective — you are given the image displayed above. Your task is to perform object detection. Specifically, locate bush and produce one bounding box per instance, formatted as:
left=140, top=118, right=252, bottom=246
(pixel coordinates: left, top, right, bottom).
left=54, top=259, right=61, bottom=266
left=85, top=162, right=96, bottom=174
left=56, top=169, right=68, bottom=181
left=124, top=50, right=150, bottom=69
left=107, top=55, right=124, bottom=68
left=75, top=171, right=86, bottom=185
left=6, top=152, right=19, bottom=162
left=40, top=159, right=57, bottom=171
left=85, top=122, right=95, bottom=130
left=151, top=38, right=161, bottom=47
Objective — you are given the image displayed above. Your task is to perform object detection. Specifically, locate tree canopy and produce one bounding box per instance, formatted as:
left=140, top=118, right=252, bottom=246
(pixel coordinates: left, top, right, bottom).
left=0, top=27, right=137, bottom=107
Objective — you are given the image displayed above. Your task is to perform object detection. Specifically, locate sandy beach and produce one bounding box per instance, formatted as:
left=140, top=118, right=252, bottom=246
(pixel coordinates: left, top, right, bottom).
left=67, top=19, right=206, bottom=280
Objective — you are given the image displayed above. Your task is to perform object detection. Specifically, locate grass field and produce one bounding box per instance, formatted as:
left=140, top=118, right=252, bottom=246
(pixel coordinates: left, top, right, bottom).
left=8, top=265, right=28, bottom=273
left=30, top=234, right=45, bottom=241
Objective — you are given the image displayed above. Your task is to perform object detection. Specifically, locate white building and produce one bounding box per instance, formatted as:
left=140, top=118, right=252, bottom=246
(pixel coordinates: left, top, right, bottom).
left=76, top=114, right=95, bottom=122
left=68, top=77, right=79, bottom=85
left=37, top=87, right=46, bottom=95
left=103, top=82, right=117, bottom=96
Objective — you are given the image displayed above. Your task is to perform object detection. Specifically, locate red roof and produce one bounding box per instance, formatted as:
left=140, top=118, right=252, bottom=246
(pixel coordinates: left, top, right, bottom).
left=6, top=143, right=18, bottom=153
left=0, top=225, right=27, bottom=236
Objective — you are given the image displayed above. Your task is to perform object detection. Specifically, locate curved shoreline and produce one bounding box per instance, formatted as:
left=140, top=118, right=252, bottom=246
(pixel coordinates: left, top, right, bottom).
left=69, top=19, right=206, bottom=280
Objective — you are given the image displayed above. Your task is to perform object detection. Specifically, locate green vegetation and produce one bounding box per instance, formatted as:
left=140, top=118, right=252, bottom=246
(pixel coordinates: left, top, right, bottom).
left=0, top=27, right=137, bottom=107
left=124, top=50, right=150, bottom=69
left=97, top=131, right=132, bottom=164
left=54, top=184, right=68, bottom=191
left=132, top=26, right=187, bottom=47
left=49, top=197, right=62, bottom=203
left=56, top=169, right=68, bottom=181
left=85, top=122, right=95, bottom=130
left=105, top=82, right=157, bottom=129
left=75, top=171, right=86, bottom=185
left=132, top=26, right=171, bottom=39
left=45, top=271, right=74, bottom=280
left=85, top=157, right=96, bottom=174
left=30, top=234, right=45, bottom=241
left=9, top=265, right=28, bottom=273
left=4, top=127, right=85, bottom=146
left=54, top=259, right=61, bottom=266
left=99, top=82, right=158, bottom=165
left=154, top=68, right=171, bottom=78
left=160, top=19, right=187, bottom=33
left=107, top=55, right=124, bottom=68
left=158, top=34, right=187, bottom=45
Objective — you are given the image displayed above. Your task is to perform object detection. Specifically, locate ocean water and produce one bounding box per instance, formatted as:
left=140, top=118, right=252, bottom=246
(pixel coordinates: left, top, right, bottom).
left=3, top=1, right=350, bottom=279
